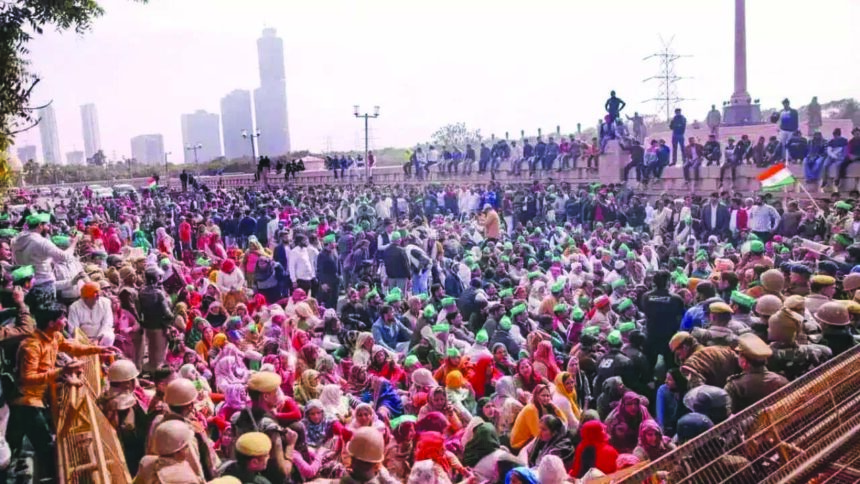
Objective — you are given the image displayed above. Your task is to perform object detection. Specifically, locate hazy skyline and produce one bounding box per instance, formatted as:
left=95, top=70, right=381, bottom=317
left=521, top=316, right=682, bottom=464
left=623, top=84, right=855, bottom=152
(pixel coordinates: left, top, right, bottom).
left=11, top=0, right=860, bottom=163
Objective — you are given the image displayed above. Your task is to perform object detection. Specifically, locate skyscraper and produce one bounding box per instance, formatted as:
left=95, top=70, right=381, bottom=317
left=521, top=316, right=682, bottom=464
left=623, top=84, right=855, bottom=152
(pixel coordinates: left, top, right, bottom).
left=220, top=89, right=254, bottom=160
left=180, top=110, right=222, bottom=163
left=80, top=103, right=102, bottom=158
left=254, top=28, right=291, bottom=157
left=38, top=105, right=62, bottom=165
left=16, top=145, right=37, bottom=164
left=130, top=134, right=165, bottom=165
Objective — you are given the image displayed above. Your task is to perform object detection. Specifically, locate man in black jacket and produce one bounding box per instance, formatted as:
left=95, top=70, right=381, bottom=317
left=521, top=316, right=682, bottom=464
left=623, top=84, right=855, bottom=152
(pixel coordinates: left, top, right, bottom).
left=593, top=330, right=636, bottom=394
left=703, top=135, right=722, bottom=166
left=138, top=268, right=174, bottom=374
left=621, top=140, right=646, bottom=183
left=316, top=234, right=340, bottom=310
left=383, top=231, right=411, bottom=294
left=478, top=143, right=491, bottom=173
left=640, top=270, right=686, bottom=370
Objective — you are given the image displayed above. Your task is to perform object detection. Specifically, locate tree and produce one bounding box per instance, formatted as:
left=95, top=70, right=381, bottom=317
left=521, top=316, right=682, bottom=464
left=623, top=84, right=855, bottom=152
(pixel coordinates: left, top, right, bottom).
left=0, top=1, right=147, bottom=151
left=430, top=122, right=482, bottom=149
left=88, top=149, right=106, bottom=166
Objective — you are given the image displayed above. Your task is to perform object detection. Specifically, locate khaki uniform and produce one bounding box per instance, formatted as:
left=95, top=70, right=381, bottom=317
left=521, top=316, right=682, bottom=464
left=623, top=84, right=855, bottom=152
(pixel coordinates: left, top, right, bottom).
left=681, top=346, right=741, bottom=388
left=691, top=322, right=751, bottom=348
left=133, top=456, right=204, bottom=484
left=805, top=294, right=831, bottom=316
left=146, top=414, right=218, bottom=481
left=725, top=367, right=788, bottom=413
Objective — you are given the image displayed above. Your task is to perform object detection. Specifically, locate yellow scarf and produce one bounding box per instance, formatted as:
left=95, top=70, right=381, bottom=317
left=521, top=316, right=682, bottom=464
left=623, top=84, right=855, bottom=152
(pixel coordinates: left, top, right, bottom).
left=554, top=372, right=582, bottom=420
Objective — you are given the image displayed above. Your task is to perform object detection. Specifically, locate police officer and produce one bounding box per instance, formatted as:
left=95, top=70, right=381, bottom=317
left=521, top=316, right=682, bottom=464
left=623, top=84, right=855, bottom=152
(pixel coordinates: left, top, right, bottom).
left=135, top=419, right=205, bottom=484
left=99, top=359, right=148, bottom=475
left=786, top=264, right=812, bottom=297
left=841, top=273, right=860, bottom=300
left=147, top=378, right=219, bottom=481
left=746, top=269, right=785, bottom=299
left=230, top=371, right=298, bottom=483
left=724, top=333, right=789, bottom=413
left=767, top=308, right=831, bottom=381
left=750, top=295, right=783, bottom=341
left=806, top=274, right=836, bottom=315
left=814, top=301, right=857, bottom=356
left=220, top=432, right=273, bottom=484
left=692, top=301, right=750, bottom=348
left=670, top=331, right=740, bottom=388
left=592, top=330, right=635, bottom=394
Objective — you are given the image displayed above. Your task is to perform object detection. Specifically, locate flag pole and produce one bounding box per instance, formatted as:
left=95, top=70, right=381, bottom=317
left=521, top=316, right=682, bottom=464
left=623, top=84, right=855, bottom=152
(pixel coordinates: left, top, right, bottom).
left=798, top=183, right=822, bottom=213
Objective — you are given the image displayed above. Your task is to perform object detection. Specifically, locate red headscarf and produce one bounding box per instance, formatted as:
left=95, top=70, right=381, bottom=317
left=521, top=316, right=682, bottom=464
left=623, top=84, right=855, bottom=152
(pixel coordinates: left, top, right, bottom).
left=469, top=355, right=502, bottom=399
left=221, top=259, right=236, bottom=274
left=534, top=340, right=560, bottom=381
left=414, top=431, right=452, bottom=476
left=571, top=420, right=618, bottom=478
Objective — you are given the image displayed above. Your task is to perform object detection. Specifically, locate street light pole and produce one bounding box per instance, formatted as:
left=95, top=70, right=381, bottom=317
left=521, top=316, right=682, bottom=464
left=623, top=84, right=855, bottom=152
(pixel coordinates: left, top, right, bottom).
left=241, top=129, right=261, bottom=163
left=164, top=151, right=172, bottom=183
left=353, top=105, right=380, bottom=181
left=185, top=143, right=202, bottom=164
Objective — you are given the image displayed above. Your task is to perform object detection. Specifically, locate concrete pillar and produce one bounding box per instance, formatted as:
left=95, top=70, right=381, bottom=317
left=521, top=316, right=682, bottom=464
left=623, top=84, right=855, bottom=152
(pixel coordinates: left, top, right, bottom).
left=731, top=0, right=750, bottom=104
left=598, top=139, right=624, bottom=185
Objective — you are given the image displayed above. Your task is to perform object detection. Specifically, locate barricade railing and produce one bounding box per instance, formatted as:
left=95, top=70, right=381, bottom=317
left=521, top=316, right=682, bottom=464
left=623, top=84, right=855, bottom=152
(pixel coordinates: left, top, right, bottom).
left=50, top=331, right=131, bottom=484
left=617, top=345, right=860, bottom=483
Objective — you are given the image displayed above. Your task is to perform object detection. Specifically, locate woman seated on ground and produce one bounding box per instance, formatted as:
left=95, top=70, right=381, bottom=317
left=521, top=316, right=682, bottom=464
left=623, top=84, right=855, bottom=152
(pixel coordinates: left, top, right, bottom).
left=510, top=383, right=567, bottom=452
left=527, top=414, right=576, bottom=469
left=632, top=418, right=675, bottom=462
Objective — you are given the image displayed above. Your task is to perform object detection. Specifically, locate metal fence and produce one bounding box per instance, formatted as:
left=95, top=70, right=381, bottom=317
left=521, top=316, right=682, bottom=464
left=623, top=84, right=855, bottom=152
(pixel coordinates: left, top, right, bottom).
left=51, top=331, right=131, bottom=484
left=618, top=345, right=860, bottom=484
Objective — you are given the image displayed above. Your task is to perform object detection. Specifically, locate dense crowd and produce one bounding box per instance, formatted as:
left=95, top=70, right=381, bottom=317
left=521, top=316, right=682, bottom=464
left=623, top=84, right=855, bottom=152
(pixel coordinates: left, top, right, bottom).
left=0, top=177, right=860, bottom=484
left=400, top=99, right=860, bottom=192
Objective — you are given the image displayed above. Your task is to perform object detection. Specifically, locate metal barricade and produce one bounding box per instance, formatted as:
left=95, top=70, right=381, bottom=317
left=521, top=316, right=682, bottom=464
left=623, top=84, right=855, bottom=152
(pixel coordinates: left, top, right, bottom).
left=51, top=331, right=131, bottom=484
left=618, top=345, right=860, bottom=483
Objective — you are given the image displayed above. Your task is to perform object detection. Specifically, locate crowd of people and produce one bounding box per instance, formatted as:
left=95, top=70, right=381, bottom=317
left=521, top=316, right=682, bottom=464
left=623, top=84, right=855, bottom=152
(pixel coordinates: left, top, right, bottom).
left=399, top=98, right=860, bottom=194
left=0, top=174, right=859, bottom=484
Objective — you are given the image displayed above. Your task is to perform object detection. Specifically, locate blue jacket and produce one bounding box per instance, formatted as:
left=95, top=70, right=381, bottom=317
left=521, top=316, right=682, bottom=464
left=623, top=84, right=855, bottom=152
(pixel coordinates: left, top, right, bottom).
left=778, top=109, right=799, bottom=132
left=371, top=317, right=412, bottom=351
left=670, top=115, right=687, bottom=136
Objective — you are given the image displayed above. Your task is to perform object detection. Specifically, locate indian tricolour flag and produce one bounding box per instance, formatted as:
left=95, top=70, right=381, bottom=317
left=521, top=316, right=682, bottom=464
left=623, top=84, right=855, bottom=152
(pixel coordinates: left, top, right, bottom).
left=757, top=163, right=796, bottom=191
left=147, top=177, right=157, bottom=190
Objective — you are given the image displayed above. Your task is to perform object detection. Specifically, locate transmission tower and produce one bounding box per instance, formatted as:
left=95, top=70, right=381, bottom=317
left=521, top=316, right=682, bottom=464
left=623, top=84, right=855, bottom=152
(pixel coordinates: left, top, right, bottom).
left=642, top=36, right=692, bottom=122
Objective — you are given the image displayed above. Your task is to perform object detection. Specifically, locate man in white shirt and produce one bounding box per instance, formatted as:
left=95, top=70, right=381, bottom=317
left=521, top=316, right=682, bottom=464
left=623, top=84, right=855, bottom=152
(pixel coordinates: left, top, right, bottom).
left=288, top=234, right=318, bottom=292
left=67, top=281, right=115, bottom=346
left=375, top=197, right=391, bottom=221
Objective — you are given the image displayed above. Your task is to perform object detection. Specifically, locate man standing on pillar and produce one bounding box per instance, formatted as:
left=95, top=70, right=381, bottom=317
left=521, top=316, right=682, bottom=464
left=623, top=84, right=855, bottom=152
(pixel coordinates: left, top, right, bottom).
left=807, top=96, right=822, bottom=136
left=605, top=90, right=626, bottom=123
left=706, top=105, right=722, bottom=138
left=670, top=109, right=687, bottom=165
left=776, top=99, right=799, bottom=149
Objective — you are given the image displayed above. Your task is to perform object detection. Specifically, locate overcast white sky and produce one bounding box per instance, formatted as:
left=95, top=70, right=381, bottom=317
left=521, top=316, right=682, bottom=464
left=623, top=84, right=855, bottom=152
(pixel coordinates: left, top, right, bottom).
left=12, top=0, right=860, bottom=162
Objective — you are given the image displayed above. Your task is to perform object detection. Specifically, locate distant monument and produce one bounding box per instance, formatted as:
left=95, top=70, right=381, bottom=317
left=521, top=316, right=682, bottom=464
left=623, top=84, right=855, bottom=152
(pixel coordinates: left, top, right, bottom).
left=723, top=0, right=762, bottom=126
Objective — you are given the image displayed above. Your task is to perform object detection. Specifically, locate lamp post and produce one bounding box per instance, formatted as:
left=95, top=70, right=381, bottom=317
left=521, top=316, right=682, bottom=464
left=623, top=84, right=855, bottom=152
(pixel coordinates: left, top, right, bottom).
left=353, top=105, right=380, bottom=181
left=241, top=129, right=261, bottom=164
left=185, top=143, right=202, bottom=164
left=164, top=151, right=171, bottom=182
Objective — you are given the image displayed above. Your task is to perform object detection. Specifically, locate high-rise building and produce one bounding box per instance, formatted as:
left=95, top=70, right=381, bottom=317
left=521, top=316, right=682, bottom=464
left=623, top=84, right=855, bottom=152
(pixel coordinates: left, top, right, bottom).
left=180, top=110, right=222, bottom=163
left=38, top=105, right=62, bottom=165
left=254, top=28, right=291, bottom=157
left=130, top=134, right=165, bottom=165
left=220, top=89, right=254, bottom=160
left=16, top=145, right=37, bottom=164
left=80, top=103, right=102, bottom=158
left=66, top=151, right=85, bottom=165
